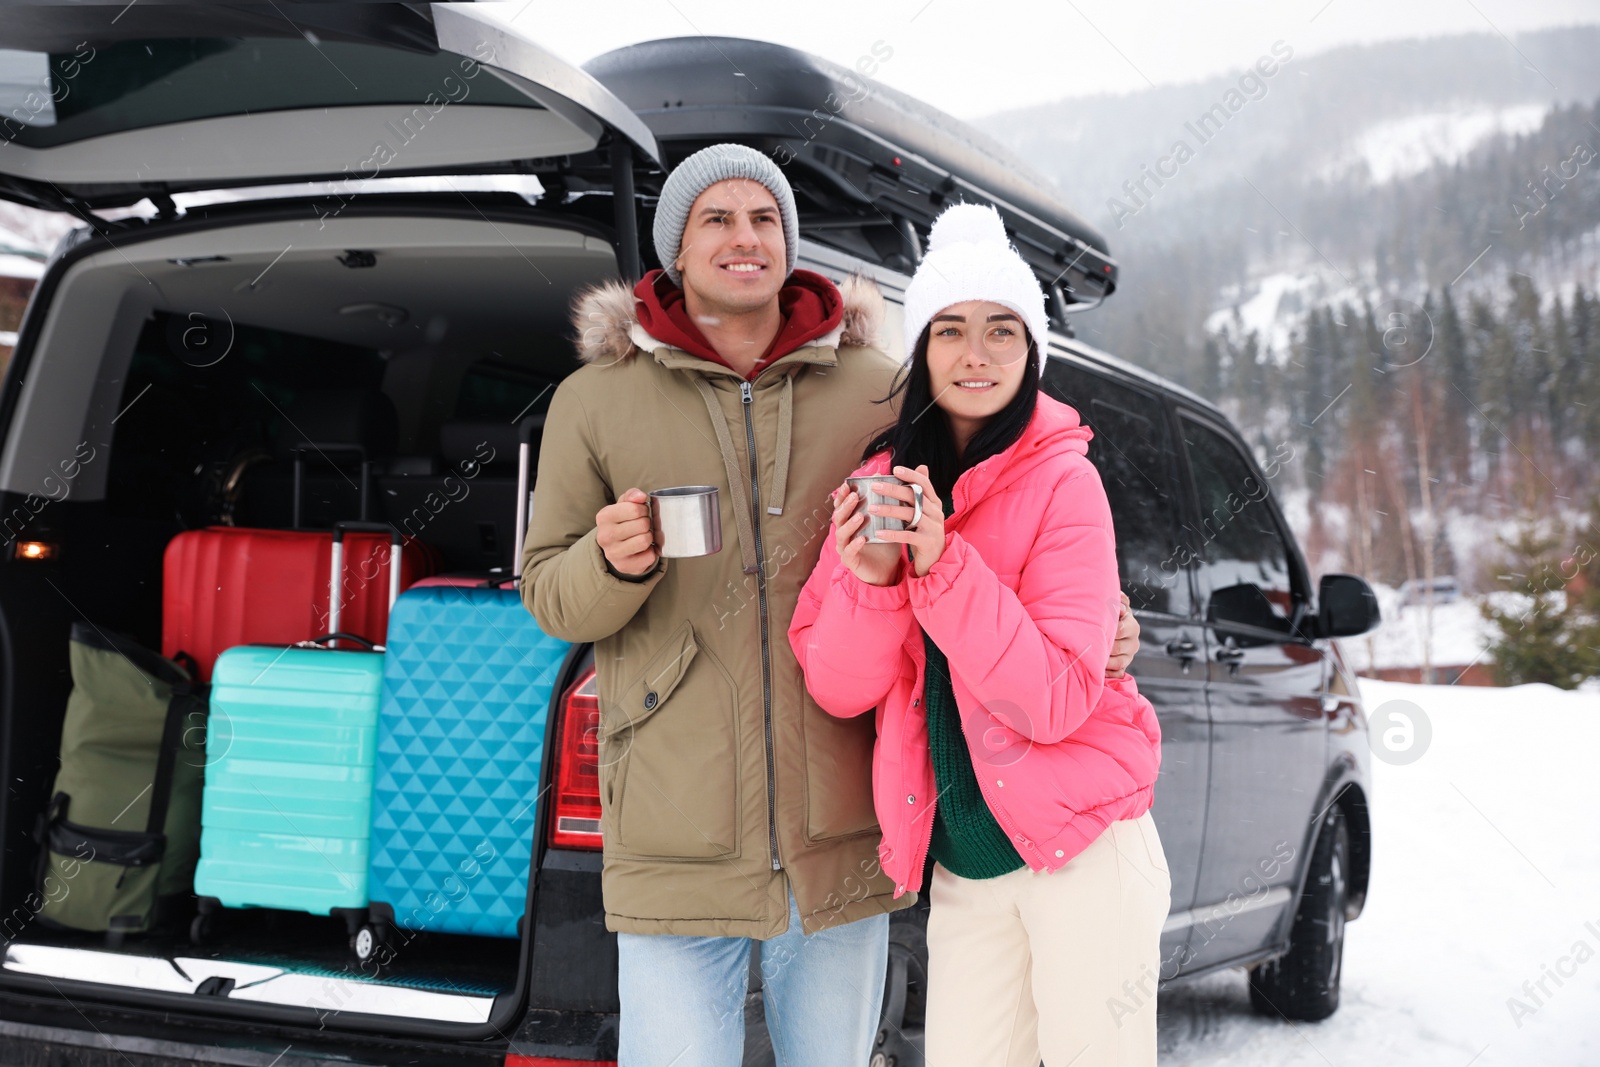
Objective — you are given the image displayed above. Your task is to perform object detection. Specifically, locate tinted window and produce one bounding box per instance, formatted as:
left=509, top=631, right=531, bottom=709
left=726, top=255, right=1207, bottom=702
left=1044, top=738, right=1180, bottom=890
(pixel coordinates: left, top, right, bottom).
left=1180, top=416, right=1295, bottom=627
left=0, top=38, right=538, bottom=147
left=1042, top=361, right=1191, bottom=616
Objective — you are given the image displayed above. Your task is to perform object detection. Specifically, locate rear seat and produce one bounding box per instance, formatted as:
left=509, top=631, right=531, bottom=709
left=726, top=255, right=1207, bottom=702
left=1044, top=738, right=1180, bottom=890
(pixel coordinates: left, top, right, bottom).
left=233, top=388, right=403, bottom=530
left=375, top=416, right=543, bottom=573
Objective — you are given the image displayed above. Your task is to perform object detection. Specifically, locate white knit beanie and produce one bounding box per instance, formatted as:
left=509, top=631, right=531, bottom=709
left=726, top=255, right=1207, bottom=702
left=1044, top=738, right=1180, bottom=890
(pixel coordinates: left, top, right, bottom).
left=901, top=202, right=1050, bottom=371
left=652, top=143, right=799, bottom=287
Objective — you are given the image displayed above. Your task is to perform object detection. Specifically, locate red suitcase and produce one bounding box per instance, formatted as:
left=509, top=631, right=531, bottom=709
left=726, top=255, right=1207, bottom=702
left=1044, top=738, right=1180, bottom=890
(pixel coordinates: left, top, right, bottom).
left=162, top=524, right=439, bottom=682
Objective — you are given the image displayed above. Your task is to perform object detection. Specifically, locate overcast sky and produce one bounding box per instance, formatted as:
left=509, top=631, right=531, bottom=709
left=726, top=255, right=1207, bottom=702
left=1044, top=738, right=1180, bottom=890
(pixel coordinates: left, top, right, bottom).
left=484, top=0, right=1598, bottom=119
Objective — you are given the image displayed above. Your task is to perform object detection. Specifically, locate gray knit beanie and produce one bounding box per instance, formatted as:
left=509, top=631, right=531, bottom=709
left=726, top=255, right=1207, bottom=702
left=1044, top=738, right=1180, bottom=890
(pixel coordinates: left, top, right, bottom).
left=652, top=143, right=799, bottom=287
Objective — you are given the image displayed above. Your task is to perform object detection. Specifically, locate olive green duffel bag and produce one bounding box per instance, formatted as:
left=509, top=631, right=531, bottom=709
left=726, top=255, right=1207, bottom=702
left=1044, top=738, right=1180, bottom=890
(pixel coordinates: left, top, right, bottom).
left=34, top=622, right=207, bottom=935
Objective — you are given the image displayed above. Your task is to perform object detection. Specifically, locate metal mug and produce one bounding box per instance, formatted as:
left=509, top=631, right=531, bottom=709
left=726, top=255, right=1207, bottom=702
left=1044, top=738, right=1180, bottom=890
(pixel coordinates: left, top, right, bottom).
left=844, top=475, right=924, bottom=545
left=648, top=486, right=722, bottom=558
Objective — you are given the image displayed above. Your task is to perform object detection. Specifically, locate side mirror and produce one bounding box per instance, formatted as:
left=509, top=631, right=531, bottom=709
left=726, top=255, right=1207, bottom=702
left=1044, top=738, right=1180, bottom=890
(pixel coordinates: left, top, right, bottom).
left=1316, top=574, right=1381, bottom=638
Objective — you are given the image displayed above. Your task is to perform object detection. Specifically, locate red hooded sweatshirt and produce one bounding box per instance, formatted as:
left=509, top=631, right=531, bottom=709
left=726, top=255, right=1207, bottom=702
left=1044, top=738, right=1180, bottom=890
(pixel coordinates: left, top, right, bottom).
left=632, top=268, right=844, bottom=379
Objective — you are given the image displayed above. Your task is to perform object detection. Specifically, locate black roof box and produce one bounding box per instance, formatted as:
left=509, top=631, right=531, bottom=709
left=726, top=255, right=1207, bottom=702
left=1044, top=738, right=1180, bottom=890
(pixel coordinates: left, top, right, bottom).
left=584, top=37, right=1117, bottom=317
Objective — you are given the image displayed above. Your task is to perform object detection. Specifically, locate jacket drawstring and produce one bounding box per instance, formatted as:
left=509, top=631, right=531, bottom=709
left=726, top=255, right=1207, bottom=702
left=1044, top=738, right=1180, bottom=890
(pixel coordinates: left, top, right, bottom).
left=691, top=376, right=760, bottom=574
left=768, top=372, right=794, bottom=517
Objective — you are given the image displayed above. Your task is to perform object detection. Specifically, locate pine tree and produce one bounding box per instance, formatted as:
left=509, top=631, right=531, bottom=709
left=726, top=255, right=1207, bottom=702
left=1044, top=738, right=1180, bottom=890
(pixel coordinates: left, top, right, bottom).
left=1199, top=334, right=1223, bottom=402
left=1566, top=495, right=1600, bottom=676
left=1504, top=275, right=1550, bottom=503
left=1548, top=295, right=1578, bottom=465
left=1432, top=287, right=1474, bottom=487
left=1569, top=285, right=1600, bottom=457
left=1482, top=520, right=1597, bottom=688
left=1471, top=295, right=1518, bottom=500
left=1295, top=307, right=1337, bottom=491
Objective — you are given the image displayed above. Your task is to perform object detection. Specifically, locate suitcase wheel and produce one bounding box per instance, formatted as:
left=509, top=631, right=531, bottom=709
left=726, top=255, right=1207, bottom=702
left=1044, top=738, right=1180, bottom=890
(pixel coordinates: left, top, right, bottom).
left=189, top=899, right=220, bottom=944
left=352, top=921, right=389, bottom=964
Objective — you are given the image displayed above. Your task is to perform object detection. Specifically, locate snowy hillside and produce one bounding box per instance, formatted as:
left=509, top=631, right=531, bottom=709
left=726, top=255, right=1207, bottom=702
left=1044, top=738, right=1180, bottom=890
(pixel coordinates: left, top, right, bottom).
left=1204, top=271, right=1348, bottom=357
left=1321, top=102, right=1551, bottom=184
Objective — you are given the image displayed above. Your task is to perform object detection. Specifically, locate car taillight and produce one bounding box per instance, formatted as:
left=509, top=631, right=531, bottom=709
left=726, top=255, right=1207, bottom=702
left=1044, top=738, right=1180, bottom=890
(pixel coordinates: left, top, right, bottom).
left=505, top=1056, right=615, bottom=1067
left=549, top=667, right=603, bottom=850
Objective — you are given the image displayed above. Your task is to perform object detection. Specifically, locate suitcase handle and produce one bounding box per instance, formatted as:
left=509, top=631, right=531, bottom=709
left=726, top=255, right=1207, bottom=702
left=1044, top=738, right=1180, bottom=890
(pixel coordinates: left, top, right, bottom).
left=512, top=414, right=544, bottom=584
left=298, top=631, right=382, bottom=652
left=327, top=521, right=401, bottom=644
left=331, top=521, right=401, bottom=544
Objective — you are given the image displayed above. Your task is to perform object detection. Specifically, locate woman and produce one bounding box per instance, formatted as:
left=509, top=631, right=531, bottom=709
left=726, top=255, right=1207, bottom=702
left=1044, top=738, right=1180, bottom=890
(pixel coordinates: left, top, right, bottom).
left=788, top=203, right=1169, bottom=1066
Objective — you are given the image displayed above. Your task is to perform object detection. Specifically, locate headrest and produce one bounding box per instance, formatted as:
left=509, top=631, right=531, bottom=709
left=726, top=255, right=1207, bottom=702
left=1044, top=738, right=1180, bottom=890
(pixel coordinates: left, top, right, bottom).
left=384, top=455, right=440, bottom=477
left=439, top=414, right=545, bottom=471
left=275, top=389, right=399, bottom=460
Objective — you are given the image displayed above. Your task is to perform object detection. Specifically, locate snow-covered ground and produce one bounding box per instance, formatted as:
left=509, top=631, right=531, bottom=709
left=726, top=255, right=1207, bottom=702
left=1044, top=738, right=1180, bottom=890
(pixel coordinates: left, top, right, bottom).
left=1338, top=588, right=1502, bottom=674
left=1158, top=678, right=1600, bottom=1066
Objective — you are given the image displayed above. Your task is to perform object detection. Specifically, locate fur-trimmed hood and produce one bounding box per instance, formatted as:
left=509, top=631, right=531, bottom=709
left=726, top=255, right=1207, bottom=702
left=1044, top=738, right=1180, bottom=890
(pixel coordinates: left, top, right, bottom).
left=571, top=272, right=886, bottom=366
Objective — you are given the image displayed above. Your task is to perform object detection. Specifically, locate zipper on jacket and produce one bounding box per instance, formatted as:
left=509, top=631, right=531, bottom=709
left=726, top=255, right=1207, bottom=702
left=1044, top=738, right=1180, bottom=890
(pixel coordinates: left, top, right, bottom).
left=907, top=655, right=939, bottom=893
left=742, top=380, right=782, bottom=872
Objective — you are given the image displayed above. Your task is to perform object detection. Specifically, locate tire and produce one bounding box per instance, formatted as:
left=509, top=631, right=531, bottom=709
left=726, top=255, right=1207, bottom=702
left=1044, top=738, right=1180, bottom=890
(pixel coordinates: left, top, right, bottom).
left=1249, top=805, right=1348, bottom=1021
left=872, top=909, right=929, bottom=1067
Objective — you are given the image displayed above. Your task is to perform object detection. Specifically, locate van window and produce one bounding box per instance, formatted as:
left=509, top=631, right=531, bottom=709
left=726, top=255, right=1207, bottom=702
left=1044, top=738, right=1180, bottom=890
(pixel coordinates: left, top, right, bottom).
left=0, top=38, right=538, bottom=148
left=1179, top=415, right=1295, bottom=626
left=1042, top=361, right=1191, bottom=617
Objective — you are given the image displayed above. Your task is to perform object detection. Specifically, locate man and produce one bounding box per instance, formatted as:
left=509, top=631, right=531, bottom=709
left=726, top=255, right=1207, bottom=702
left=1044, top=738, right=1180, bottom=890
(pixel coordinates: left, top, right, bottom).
left=521, top=144, right=1141, bottom=1066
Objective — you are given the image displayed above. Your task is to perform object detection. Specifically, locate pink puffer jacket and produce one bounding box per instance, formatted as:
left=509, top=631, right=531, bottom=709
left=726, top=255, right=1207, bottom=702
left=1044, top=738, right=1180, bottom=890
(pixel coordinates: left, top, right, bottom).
left=788, top=394, right=1162, bottom=897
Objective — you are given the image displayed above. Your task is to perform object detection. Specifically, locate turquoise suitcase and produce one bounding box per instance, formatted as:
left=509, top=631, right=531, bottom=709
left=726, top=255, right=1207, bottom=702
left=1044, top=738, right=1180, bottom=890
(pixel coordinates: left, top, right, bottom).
left=362, top=582, right=571, bottom=944
left=353, top=416, right=571, bottom=960
left=192, top=523, right=399, bottom=933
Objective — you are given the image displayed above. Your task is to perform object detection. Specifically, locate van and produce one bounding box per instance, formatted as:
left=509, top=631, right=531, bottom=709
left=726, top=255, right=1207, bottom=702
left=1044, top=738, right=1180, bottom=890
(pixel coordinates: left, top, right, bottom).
left=0, top=13, right=1379, bottom=1065
left=1398, top=575, right=1461, bottom=607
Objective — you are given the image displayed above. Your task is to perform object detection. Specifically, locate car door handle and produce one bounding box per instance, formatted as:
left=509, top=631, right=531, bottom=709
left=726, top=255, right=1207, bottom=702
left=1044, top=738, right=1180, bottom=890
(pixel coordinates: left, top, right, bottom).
left=1214, top=644, right=1246, bottom=664
left=1165, top=638, right=1198, bottom=660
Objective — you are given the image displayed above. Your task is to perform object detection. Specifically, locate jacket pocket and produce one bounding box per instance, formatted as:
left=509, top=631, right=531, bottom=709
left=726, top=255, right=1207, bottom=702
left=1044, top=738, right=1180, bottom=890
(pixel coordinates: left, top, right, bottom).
left=606, top=622, right=741, bottom=860
left=800, top=689, right=881, bottom=843
left=615, top=621, right=698, bottom=731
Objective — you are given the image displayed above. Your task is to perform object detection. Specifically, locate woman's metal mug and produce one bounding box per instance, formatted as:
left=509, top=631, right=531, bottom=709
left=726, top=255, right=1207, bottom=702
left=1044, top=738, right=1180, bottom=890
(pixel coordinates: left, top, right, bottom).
left=648, top=486, right=723, bottom=557
left=845, top=475, right=924, bottom=545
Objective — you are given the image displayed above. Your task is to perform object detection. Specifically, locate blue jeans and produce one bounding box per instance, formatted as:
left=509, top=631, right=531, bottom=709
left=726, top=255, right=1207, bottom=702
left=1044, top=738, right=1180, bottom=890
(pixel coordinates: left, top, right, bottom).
left=615, top=885, right=890, bottom=1067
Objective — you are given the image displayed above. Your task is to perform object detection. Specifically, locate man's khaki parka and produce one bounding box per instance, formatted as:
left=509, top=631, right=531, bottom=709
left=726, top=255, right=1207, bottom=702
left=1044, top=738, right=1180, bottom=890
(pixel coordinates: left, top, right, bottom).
left=521, top=275, right=913, bottom=937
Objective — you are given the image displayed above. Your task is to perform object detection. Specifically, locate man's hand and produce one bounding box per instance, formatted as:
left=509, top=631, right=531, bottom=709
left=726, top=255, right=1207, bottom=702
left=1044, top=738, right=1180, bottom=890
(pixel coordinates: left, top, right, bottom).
left=1106, top=592, right=1140, bottom=678
left=596, top=487, right=659, bottom=578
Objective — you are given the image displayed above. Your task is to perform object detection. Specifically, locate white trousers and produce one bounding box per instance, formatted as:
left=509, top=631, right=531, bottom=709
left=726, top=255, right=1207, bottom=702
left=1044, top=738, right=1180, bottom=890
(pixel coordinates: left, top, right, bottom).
left=925, top=810, right=1172, bottom=1067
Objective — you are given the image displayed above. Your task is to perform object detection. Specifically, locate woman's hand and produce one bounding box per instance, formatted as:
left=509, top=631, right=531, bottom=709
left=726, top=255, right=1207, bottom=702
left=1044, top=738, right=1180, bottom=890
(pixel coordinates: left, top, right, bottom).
left=831, top=482, right=903, bottom=587
left=871, top=465, right=946, bottom=578
left=1106, top=592, right=1140, bottom=678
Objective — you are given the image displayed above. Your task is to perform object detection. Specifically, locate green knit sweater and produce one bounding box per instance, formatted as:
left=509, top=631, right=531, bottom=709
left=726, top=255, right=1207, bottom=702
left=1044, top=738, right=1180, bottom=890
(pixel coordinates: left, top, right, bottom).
left=923, top=631, right=1026, bottom=879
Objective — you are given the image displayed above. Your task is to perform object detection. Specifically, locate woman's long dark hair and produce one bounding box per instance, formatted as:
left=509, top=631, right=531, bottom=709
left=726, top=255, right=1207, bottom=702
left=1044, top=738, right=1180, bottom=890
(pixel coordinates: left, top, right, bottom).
left=861, top=324, right=1041, bottom=509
